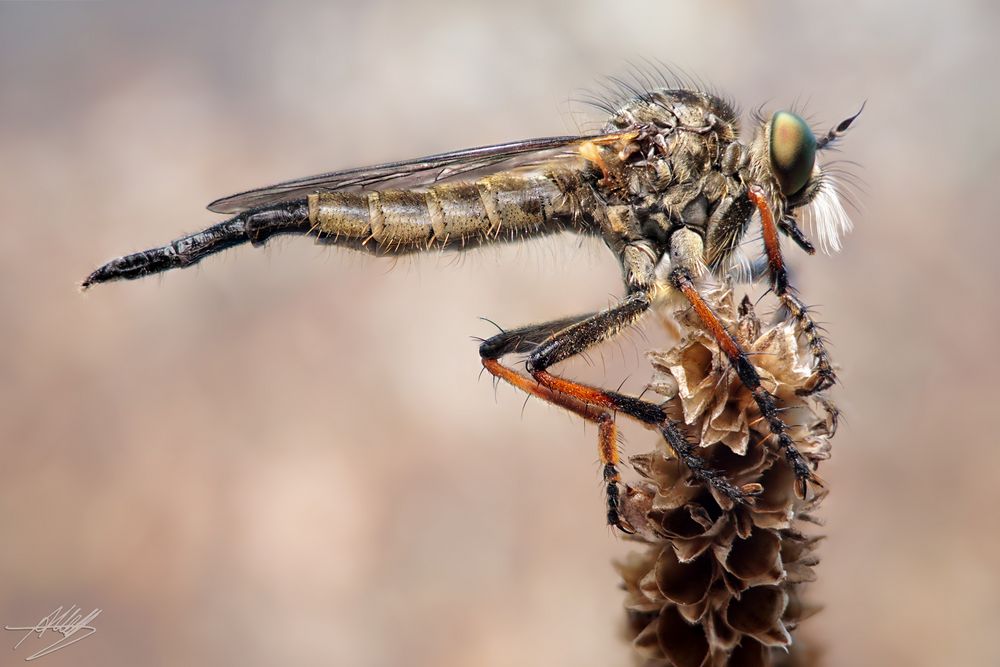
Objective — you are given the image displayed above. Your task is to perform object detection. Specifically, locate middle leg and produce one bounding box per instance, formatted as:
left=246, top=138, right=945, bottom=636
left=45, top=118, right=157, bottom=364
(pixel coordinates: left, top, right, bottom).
left=480, top=295, right=751, bottom=530
left=669, top=267, right=818, bottom=497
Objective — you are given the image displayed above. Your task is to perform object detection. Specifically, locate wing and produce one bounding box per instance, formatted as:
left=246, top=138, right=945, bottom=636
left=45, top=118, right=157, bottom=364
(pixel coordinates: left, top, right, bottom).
left=207, top=133, right=626, bottom=214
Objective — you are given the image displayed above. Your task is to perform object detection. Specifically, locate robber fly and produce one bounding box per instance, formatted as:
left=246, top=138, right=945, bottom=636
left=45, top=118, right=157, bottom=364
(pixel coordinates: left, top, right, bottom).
left=84, top=73, right=861, bottom=532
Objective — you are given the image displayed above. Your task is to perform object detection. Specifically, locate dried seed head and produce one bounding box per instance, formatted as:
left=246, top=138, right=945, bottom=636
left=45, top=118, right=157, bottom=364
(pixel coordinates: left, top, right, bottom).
left=617, top=288, right=836, bottom=666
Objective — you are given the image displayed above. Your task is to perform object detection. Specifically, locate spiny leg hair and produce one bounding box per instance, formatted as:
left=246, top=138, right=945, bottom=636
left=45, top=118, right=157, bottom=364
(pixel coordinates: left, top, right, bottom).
left=748, top=185, right=837, bottom=396
left=480, top=293, right=751, bottom=531
left=669, top=267, right=817, bottom=498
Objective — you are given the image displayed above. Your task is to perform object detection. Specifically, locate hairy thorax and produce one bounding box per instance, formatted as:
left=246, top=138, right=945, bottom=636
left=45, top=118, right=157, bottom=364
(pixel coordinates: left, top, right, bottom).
left=585, top=89, right=770, bottom=278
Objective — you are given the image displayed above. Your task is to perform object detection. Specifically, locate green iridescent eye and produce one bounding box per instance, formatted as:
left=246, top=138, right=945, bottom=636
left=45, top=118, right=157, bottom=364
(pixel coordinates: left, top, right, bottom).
left=769, top=111, right=817, bottom=196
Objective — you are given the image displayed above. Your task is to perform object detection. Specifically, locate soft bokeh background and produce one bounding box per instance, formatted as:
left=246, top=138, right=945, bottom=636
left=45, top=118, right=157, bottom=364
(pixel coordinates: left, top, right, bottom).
left=1, top=2, right=997, bottom=665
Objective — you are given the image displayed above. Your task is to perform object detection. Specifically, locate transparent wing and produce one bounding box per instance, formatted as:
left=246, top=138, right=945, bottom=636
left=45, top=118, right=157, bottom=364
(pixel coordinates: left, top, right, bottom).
left=207, top=133, right=626, bottom=214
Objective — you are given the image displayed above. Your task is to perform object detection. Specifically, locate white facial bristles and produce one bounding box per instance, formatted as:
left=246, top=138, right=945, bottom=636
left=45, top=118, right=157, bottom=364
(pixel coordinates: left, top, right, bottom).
left=801, top=175, right=854, bottom=254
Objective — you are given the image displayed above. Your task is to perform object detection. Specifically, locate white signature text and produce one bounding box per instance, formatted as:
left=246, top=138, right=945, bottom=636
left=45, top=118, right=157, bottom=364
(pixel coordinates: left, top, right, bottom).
left=4, top=605, right=101, bottom=661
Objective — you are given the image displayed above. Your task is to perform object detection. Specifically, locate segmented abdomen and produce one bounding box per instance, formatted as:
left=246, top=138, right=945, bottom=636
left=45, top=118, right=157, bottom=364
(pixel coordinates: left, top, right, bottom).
left=308, top=169, right=590, bottom=254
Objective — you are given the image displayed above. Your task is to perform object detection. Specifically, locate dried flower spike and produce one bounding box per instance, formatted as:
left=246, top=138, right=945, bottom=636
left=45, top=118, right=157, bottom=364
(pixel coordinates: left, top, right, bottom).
left=617, top=287, right=837, bottom=667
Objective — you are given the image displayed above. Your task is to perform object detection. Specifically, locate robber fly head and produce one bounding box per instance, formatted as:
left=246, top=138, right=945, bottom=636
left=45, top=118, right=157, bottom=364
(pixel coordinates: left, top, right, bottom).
left=748, top=104, right=865, bottom=254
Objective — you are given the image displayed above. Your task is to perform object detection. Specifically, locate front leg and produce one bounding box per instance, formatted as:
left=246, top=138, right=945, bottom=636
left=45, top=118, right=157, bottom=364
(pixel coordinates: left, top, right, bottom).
left=749, top=186, right=837, bottom=394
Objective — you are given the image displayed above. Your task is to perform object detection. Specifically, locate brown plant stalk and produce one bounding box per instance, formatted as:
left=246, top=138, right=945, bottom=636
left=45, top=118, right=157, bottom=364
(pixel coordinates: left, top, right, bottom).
left=616, top=287, right=837, bottom=667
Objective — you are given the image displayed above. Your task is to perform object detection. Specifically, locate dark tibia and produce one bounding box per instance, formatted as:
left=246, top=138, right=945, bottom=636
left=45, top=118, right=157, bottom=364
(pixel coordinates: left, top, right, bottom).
left=478, top=313, right=595, bottom=359
left=82, top=201, right=310, bottom=288
left=480, top=292, right=652, bottom=365
left=527, top=291, right=651, bottom=371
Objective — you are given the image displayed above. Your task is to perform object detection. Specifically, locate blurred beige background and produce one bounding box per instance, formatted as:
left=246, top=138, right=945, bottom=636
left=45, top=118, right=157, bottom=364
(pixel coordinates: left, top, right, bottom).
left=1, top=1, right=998, bottom=665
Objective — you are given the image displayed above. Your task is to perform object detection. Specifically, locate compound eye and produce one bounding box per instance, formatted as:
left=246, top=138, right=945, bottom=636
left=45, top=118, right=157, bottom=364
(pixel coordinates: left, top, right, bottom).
left=769, top=111, right=817, bottom=197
